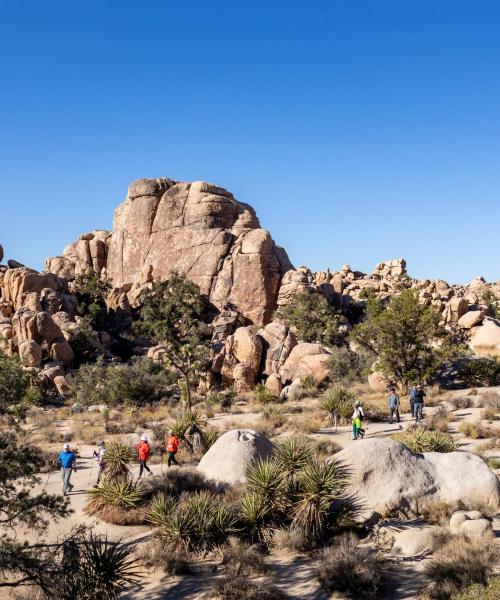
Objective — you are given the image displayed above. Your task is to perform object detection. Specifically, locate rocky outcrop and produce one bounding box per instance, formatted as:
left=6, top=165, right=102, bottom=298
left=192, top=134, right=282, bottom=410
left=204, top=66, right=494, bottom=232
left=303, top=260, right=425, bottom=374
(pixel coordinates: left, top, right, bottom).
left=46, top=179, right=291, bottom=325
left=469, top=318, right=500, bottom=357
left=334, top=439, right=500, bottom=520
left=197, top=429, right=274, bottom=485
left=279, top=342, right=332, bottom=384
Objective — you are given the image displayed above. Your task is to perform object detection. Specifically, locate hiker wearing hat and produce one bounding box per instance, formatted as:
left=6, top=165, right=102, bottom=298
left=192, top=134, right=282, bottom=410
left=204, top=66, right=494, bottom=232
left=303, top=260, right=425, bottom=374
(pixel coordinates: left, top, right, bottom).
left=136, top=434, right=152, bottom=479
left=166, top=430, right=181, bottom=467
left=92, top=441, right=106, bottom=485
left=58, top=443, right=77, bottom=496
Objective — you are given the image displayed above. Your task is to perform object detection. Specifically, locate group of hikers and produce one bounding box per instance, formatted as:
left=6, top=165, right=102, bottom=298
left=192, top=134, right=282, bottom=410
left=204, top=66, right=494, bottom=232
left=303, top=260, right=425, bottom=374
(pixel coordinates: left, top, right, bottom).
left=351, top=383, right=427, bottom=440
left=57, top=430, right=181, bottom=496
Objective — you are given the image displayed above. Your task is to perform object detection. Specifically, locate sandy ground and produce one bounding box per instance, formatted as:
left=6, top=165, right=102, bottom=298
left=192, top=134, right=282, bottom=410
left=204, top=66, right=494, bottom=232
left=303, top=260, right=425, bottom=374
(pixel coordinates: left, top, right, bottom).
left=3, top=386, right=500, bottom=599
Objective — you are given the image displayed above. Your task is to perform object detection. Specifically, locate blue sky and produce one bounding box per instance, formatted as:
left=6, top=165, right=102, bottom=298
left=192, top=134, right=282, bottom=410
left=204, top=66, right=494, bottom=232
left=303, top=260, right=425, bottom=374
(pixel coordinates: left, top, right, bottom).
left=1, top=0, right=499, bottom=284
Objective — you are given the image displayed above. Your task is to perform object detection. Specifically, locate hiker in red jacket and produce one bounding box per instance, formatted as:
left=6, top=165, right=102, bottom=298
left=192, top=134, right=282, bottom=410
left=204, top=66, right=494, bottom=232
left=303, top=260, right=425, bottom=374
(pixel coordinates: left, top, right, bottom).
left=166, top=430, right=181, bottom=467
left=136, top=434, right=152, bottom=479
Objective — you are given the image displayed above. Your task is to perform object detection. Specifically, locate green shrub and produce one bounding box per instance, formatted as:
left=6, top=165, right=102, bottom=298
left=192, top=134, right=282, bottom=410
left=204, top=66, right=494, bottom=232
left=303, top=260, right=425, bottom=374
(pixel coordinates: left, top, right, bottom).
left=457, top=358, right=500, bottom=387
left=87, top=480, right=144, bottom=513
left=319, top=386, right=357, bottom=424
left=318, top=533, right=386, bottom=598
left=393, top=427, right=457, bottom=453
left=101, top=442, right=134, bottom=482
left=301, top=374, right=318, bottom=391
left=255, top=383, right=276, bottom=405
left=327, top=346, right=372, bottom=383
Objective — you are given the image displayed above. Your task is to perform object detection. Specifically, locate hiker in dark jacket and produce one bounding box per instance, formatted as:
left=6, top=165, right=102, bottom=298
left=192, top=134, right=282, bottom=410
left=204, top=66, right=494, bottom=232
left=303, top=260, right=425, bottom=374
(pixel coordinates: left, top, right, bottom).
left=413, top=385, right=426, bottom=423
left=408, top=385, right=417, bottom=417
left=58, top=443, right=77, bottom=496
left=388, top=390, right=400, bottom=424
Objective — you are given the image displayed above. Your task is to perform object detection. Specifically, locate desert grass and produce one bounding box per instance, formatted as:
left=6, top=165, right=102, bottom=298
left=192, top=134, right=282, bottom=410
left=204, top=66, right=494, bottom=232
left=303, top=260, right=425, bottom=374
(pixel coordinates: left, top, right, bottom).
left=424, top=535, right=498, bottom=599
left=317, top=532, right=386, bottom=599
left=212, top=575, right=287, bottom=599
left=137, top=539, right=192, bottom=575
left=458, top=422, right=493, bottom=440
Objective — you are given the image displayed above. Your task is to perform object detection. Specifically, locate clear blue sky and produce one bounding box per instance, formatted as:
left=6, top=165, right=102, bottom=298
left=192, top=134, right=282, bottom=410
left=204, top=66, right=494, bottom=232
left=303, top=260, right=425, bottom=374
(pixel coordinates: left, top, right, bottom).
left=1, top=0, right=499, bottom=284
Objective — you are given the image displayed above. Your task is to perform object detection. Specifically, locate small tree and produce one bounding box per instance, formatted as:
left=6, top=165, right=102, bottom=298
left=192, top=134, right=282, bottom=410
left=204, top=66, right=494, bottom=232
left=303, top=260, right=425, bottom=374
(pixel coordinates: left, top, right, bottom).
left=136, top=274, right=212, bottom=410
left=275, top=290, right=345, bottom=347
left=0, top=350, right=40, bottom=421
left=0, top=432, right=70, bottom=591
left=73, top=270, right=111, bottom=330
left=351, top=289, right=450, bottom=389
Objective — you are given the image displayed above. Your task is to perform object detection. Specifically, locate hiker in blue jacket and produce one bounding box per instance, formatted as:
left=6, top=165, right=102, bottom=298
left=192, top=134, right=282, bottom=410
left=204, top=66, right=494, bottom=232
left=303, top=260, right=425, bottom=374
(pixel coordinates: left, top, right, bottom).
left=388, top=389, right=401, bottom=424
left=58, top=443, right=77, bottom=496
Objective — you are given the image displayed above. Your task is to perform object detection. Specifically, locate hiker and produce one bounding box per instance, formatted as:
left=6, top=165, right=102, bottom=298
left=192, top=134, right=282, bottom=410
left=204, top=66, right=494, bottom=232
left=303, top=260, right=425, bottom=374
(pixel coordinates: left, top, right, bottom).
left=388, top=389, right=400, bottom=424
left=58, top=443, right=77, bottom=496
left=136, top=434, right=152, bottom=479
left=352, top=404, right=363, bottom=440
left=414, top=384, right=426, bottom=423
left=92, top=440, right=106, bottom=485
left=166, top=430, right=181, bottom=467
left=408, top=384, right=417, bottom=417
left=355, top=400, right=365, bottom=438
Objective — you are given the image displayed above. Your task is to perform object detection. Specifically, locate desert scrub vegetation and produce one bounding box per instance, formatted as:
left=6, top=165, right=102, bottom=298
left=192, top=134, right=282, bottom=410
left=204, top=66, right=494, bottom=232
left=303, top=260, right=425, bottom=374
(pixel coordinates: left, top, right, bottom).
left=458, top=422, right=492, bottom=440
left=212, top=575, right=287, bottom=600
left=319, top=385, right=357, bottom=425
left=327, top=345, right=373, bottom=384
left=451, top=396, right=475, bottom=410
left=451, top=578, right=500, bottom=600
left=426, top=405, right=452, bottom=432
left=220, top=536, right=267, bottom=577
left=456, top=357, right=500, bottom=387
left=393, top=427, right=457, bottom=453
left=66, top=356, right=176, bottom=408
left=239, top=438, right=353, bottom=548
left=206, top=386, right=237, bottom=412
left=424, top=535, right=498, bottom=599
left=481, top=406, right=499, bottom=421
left=137, top=538, right=192, bottom=575
left=317, top=532, right=386, bottom=599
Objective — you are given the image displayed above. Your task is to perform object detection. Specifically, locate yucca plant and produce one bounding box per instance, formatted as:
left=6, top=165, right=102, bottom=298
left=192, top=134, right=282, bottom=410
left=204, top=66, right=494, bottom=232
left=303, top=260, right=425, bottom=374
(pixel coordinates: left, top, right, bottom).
left=238, top=492, right=274, bottom=543
left=201, top=427, right=220, bottom=450
left=245, top=458, right=285, bottom=506
left=146, top=493, right=176, bottom=528
left=320, top=386, right=357, bottom=424
left=76, top=533, right=142, bottom=599
left=274, top=438, right=313, bottom=479
left=87, top=480, right=143, bottom=513
left=102, top=442, right=134, bottom=483
left=394, top=427, right=457, bottom=453
left=254, top=383, right=276, bottom=405
left=292, top=457, right=349, bottom=544
left=262, top=405, right=284, bottom=419
left=156, top=491, right=238, bottom=553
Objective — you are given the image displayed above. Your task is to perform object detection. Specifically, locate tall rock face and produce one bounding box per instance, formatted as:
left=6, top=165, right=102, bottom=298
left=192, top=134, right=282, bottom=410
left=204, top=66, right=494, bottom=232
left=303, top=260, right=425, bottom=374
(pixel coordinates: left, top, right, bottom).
left=46, top=178, right=292, bottom=325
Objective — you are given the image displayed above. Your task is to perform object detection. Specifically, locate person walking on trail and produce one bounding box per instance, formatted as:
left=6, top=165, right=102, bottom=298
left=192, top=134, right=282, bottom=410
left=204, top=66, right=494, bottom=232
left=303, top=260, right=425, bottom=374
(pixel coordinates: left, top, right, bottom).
left=413, top=384, right=426, bottom=423
left=388, top=389, right=401, bottom=424
left=166, top=431, right=181, bottom=467
left=408, top=384, right=417, bottom=417
left=136, top=434, right=152, bottom=479
left=58, top=443, right=77, bottom=496
left=92, top=440, right=106, bottom=485
left=354, top=401, right=365, bottom=438
left=352, top=404, right=363, bottom=440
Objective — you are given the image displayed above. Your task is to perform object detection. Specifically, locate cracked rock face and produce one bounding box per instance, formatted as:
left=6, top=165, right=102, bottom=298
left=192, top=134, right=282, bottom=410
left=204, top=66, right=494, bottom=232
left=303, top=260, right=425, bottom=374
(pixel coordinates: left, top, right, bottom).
left=46, top=178, right=291, bottom=325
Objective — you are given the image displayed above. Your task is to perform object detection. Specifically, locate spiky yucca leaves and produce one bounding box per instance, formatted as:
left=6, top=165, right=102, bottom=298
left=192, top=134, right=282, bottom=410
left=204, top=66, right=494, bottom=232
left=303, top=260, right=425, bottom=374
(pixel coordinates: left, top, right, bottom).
left=146, top=493, right=176, bottom=528
left=292, top=457, right=350, bottom=544
left=245, top=459, right=284, bottom=506
left=70, top=532, right=142, bottom=599
left=274, top=438, right=313, bottom=479
left=87, top=480, right=143, bottom=513
left=238, top=492, right=274, bottom=544
left=393, top=427, right=457, bottom=453
left=102, top=442, right=134, bottom=483
left=155, top=491, right=238, bottom=553
left=320, top=386, right=357, bottom=424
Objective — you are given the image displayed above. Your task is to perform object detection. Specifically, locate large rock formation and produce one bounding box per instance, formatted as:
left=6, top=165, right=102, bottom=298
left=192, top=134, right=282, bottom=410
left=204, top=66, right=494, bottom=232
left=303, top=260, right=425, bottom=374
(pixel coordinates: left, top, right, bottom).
left=46, top=179, right=292, bottom=325
left=197, top=429, right=274, bottom=485
left=334, top=439, right=500, bottom=520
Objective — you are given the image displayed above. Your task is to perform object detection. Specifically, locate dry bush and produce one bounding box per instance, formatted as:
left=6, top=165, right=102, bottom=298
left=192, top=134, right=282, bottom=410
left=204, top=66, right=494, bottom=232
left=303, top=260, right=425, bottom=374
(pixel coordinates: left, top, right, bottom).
left=475, top=438, right=500, bottom=453
left=427, top=405, right=452, bottom=432
left=481, top=391, right=500, bottom=409
left=212, top=575, right=287, bottom=599
left=451, top=396, right=474, bottom=410
left=424, top=535, right=498, bottom=599
left=452, top=578, right=500, bottom=600
left=420, top=501, right=458, bottom=525
left=481, top=407, right=499, bottom=421
left=272, top=527, right=308, bottom=553
left=317, top=533, right=386, bottom=598
left=281, top=402, right=304, bottom=414
left=137, top=539, right=192, bottom=575
left=95, top=505, right=146, bottom=525
left=458, top=422, right=492, bottom=440
left=314, top=439, right=342, bottom=460
left=141, top=468, right=220, bottom=502
left=221, top=537, right=267, bottom=577
left=363, top=403, right=386, bottom=422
